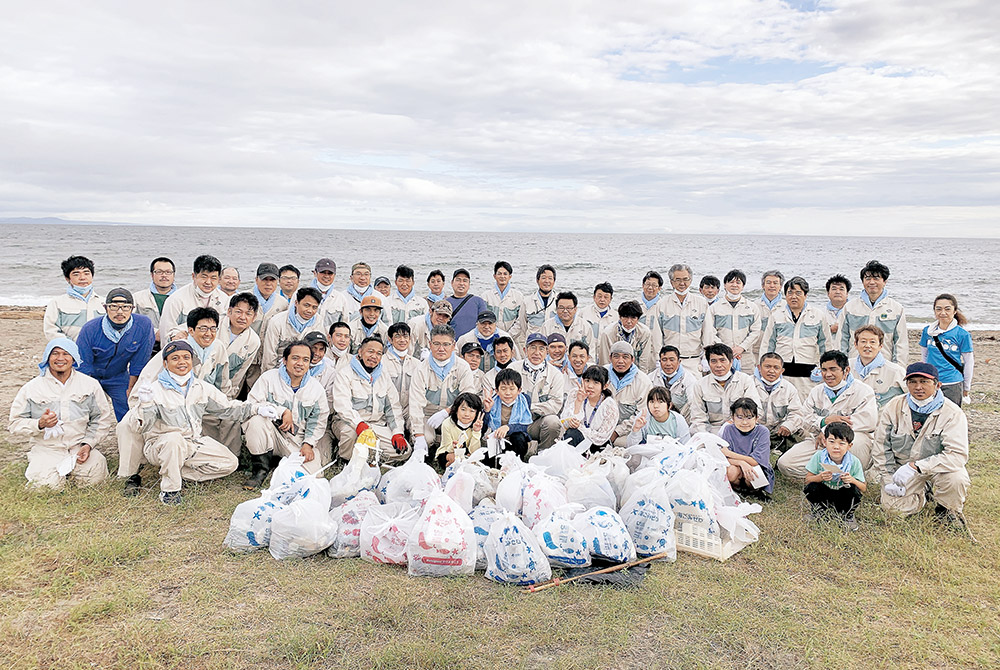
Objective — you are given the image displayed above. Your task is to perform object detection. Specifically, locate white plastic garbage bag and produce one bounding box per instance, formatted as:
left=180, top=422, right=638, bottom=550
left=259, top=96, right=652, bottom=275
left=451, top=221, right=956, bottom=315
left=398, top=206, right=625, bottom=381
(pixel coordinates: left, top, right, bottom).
left=484, top=511, right=552, bottom=585
left=268, top=452, right=312, bottom=504
left=378, top=443, right=441, bottom=505
left=533, top=504, right=590, bottom=568
left=470, top=501, right=504, bottom=571
left=495, top=452, right=539, bottom=516
left=565, top=467, right=617, bottom=511
left=269, top=477, right=337, bottom=559
left=620, top=476, right=677, bottom=561
left=666, top=469, right=719, bottom=535
left=406, top=491, right=476, bottom=577
left=327, top=490, right=380, bottom=558
left=521, top=472, right=568, bottom=529
left=360, top=502, right=420, bottom=565
left=528, top=439, right=587, bottom=480
left=330, top=443, right=380, bottom=508
left=442, top=448, right=499, bottom=506
left=589, top=453, right=630, bottom=508
left=223, top=491, right=287, bottom=552
left=716, top=501, right=762, bottom=550
left=572, top=506, right=636, bottom=563
left=443, top=469, right=475, bottom=514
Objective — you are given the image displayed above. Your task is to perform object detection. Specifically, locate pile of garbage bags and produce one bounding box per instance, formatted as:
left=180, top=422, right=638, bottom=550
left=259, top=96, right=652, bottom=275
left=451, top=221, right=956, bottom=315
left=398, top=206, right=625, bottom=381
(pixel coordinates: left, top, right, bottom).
left=223, top=432, right=761, bottom=584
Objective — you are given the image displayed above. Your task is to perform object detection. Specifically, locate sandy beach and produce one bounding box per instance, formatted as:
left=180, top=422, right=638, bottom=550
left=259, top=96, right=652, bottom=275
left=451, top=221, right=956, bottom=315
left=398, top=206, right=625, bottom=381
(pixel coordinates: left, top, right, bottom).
left=3, top=305, right=999, bottom=464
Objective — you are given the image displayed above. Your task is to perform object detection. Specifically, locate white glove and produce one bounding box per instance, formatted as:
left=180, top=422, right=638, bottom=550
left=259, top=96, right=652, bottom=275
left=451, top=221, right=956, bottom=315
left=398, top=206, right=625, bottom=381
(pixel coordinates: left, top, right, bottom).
left=43, top=421, right=65, bottom=440
left=414, top=436, right=428, bottom=454
left=257, top=404, right=280, bottom=420
left=427, top=409, right=449, bottom=429
left=136, top=384, right=155, bottom=404
left=883, top=483, right=906, bottom=497
left=56, top=450, right=77, bottom=476
left=419, top=348, right=430, bottom=361
left=892, top=463, right=917, bottom=487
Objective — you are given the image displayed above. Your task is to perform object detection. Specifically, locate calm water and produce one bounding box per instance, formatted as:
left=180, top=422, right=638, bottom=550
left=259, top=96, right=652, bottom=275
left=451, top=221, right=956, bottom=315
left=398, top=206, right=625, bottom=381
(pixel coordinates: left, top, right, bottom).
left=2, top=223, right=996, bottom=328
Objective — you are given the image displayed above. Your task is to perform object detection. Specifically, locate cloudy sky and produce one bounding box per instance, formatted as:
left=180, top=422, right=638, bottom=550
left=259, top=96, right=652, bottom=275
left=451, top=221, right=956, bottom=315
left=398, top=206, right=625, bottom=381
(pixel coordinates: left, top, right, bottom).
left=2, top=1, right=998, bottom=236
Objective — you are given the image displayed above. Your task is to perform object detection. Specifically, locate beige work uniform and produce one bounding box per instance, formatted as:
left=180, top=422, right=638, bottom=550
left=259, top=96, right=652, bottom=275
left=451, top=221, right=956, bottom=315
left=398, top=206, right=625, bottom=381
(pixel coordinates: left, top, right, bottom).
left=245, top=369, right=330, bottom=472
left=687, top=371, right=762, bottom=436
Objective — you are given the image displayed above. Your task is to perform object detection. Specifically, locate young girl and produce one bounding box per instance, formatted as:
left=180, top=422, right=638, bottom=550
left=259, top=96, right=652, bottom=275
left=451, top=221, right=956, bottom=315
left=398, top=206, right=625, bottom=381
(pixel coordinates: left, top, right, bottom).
left=435, top=392, right=484, bottom=468
left=718, top=397, right=773, bottom=497
left=920, top=294, right=973, bottom=406
left=559, top=366, right=619, bottom=451
left=626, top=386, right=691, bottom=445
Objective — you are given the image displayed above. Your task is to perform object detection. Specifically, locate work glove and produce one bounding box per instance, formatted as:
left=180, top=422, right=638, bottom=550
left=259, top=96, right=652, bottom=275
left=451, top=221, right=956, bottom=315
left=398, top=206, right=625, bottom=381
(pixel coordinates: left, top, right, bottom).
left=137, top=384, right=155, bottom=404
left=391, top=434, right=408, bottom=453
left=43, top=421, right=65, bottom=440
left=883, top=483, right=906, bottom=497
left=414, top=435, right=428, bottom=454
left=892, top=463, right=917, bottom=487
left=355, top=421, right=371, bottom=435
left=256, top=404, right=280, bottom=420
left=427, top=409, right=449, bottom=429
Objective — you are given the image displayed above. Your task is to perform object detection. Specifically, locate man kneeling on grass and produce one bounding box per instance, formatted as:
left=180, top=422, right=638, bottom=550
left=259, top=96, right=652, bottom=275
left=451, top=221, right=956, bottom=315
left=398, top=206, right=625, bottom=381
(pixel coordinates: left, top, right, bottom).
left=9, top=338, right=114, bottom=489
left=125, top=340, right=283, bottom=504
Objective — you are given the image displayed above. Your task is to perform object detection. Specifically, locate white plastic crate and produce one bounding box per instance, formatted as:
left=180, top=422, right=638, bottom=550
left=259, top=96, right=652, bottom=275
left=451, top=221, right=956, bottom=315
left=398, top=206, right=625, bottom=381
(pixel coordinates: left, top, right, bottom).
left=675, top=522, right=742, bottom=562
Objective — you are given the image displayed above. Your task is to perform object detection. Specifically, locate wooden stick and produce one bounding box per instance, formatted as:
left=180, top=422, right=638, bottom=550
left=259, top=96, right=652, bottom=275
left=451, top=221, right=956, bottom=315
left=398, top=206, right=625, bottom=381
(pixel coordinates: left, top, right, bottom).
left=522, top=551, right=671, bottom=593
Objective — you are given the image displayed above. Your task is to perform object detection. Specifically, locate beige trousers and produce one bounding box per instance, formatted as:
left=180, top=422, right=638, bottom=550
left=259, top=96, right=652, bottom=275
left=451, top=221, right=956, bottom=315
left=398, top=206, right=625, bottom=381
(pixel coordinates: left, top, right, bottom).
left=26, top=444, right=109, bottom=490
left=243, top=415, right=324, bottom=474
left=880, top=468, right=970, bottom=515
left=528, top=415, right=562, bottom=452
left=201, top=415, right=243, bottom=456
left=142, top=432, right=238, bottom=493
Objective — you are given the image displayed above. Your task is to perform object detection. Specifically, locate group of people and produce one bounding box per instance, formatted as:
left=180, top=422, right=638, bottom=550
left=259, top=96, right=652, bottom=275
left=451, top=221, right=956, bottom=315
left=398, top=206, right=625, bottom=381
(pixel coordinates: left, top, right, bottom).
left=11, top=253, right=973, bottom=530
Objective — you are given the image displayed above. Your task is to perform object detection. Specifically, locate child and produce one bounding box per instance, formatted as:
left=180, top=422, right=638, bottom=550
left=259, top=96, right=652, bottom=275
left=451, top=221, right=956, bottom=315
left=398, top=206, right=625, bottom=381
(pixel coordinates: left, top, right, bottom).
left=483, top=368, right=532, bottom=461
left=718, top=397, right=773, bottom=498
left=627, top=386, right=691, bottom=445
left=435, top=392, right=484, bottom=469
left=559, top=366, right=619, bottom=451
left=803, top=421, right=866, bottom=530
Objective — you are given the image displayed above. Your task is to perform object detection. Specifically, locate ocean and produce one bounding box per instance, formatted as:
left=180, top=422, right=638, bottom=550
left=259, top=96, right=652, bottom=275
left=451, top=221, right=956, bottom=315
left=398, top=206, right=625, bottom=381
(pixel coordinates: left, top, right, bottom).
left=2, top=223, right=995, bottom=328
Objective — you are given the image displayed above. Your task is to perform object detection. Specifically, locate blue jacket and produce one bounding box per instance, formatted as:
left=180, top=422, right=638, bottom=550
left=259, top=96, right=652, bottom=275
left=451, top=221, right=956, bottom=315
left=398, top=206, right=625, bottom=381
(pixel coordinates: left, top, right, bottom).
left=446, top=294, right=488, bottom=338
left=77, top=315, right=155, bottom=386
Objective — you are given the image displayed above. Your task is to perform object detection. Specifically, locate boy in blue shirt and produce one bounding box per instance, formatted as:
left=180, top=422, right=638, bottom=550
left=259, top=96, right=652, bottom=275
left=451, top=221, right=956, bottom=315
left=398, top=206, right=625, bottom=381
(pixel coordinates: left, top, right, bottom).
left=483, top=367, right=532, bottom=462
left=803, top=421, right=867, bottom=531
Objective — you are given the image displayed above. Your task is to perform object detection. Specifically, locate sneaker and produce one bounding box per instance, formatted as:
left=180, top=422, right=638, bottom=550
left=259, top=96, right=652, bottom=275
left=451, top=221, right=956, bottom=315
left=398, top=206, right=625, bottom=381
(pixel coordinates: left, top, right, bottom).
left=159, top=490, right=182, bottom=505
left=843, top=514, right=860, bottom=532
left=122, top=474, right=142, bottom=497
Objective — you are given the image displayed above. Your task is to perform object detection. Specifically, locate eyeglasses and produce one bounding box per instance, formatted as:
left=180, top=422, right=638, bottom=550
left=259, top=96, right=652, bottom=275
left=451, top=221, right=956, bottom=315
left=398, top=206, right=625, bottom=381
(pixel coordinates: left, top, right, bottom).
left=195, top=325, right=219, bottom=333
left=106, top=304, right=133, bottom=312
left=230, top=309, right=254, bottom=318
left=556, top=306, right=574, bottom=312
left=152, top=270, right=175, bottom=276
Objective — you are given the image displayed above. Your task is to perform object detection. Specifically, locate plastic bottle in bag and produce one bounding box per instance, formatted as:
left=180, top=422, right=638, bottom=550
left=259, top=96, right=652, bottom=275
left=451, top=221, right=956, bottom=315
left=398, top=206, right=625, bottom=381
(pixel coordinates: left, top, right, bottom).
left=406, top=491, right=477, bottom=577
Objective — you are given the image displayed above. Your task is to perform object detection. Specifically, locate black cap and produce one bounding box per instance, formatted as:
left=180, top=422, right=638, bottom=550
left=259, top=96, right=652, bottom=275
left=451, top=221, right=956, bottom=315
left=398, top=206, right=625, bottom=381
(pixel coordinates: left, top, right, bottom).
left=374, top=275, right=390, bottom=287
left=461, top=341, right=485, bottom=355
left=106, top=288, right=134, bottom=304
left=477, top=310, right=497, bottom=323
left=303, top=332, right=329, bottom=348
left=162, top=340, right=195, bottom=360
left=256, top=263, right=279, bottom=279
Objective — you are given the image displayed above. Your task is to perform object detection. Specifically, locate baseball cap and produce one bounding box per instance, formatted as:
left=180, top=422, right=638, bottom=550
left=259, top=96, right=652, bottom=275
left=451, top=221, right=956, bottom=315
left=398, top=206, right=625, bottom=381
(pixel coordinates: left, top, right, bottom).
left=162, top=340, right=194, bottom=360
left=106, top=288, right=134, bottom=304
left=303, top=332, right=329, bottom=348
left=477, top=310, right=497, bottom=324
left=525, top=333, right=547, bottom=347
left=431, top=301, right=453, bottom=316
left=546, top=333, right=567, bottom=346
left=461, top=342, right=484, bottom=356
left=256, top=263, right=279, bottom=279
left=374, top=276, right=390, bottom=287
left=314, top=258, right=336, bottom=273
left=904, top=362, right=939, bottom=380
left=360, top=295, right=383, bottom=310
left=610, top=341, right=635, bottom=358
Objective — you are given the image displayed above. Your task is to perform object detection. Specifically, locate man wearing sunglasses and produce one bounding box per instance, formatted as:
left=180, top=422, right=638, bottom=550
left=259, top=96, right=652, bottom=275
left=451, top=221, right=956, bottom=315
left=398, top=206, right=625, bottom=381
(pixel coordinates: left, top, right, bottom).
left=76, top=288, right=155, bottom=421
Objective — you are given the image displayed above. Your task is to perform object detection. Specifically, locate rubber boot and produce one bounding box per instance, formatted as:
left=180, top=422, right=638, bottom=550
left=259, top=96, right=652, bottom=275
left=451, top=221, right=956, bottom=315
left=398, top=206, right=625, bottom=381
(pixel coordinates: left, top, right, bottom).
left=244, top=453, right=272, bottom=490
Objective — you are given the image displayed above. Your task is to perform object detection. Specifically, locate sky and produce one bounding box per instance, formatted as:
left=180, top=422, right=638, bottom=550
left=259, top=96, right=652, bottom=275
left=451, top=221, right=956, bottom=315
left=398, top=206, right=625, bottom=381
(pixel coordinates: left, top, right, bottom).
left=2, top=1, right=999, bottom=236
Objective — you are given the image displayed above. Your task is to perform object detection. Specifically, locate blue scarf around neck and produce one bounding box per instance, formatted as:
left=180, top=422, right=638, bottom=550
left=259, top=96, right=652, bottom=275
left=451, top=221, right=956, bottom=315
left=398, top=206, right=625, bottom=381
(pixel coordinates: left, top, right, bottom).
left=157, top=368, right=191, bottom=396
left=186, top=335, right=210, bottom=364
left=907, top=390, right=944, bottom=416
left=346, top=283, right=373, bottom=303
left=862, top=288, right=888, bottom=310
left=287, top=308, right=316, bottom=333
left=494, top=282, right=511, bottom=300
left=640, top=293, right=660, bottom=310
left=428, top=353, right=457, bottom=381
left=66, top=284, right=93, bottom=302
left=607, top=364, right=639, bottom=391
left=101, top=315, right=133, bottom=343
left=854, top=353, right=885, bottom=380
left=394, top=287, right=415, bottom=304
left=487, top=392, right=532, bottom=431
left=252, top=285, right=276, bottom=313
left=823, top=373, right=856, bottom=401
left=753, top=367, right=781, bottom=394
left=350, top=355, right=383, bottom=384
left=761, top=294, right=781, bottom=310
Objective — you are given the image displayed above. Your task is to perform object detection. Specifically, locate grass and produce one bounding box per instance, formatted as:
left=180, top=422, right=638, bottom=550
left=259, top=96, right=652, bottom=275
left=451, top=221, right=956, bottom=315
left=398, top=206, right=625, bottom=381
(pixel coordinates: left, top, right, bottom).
left=2, top=409, right=999, bottom=670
